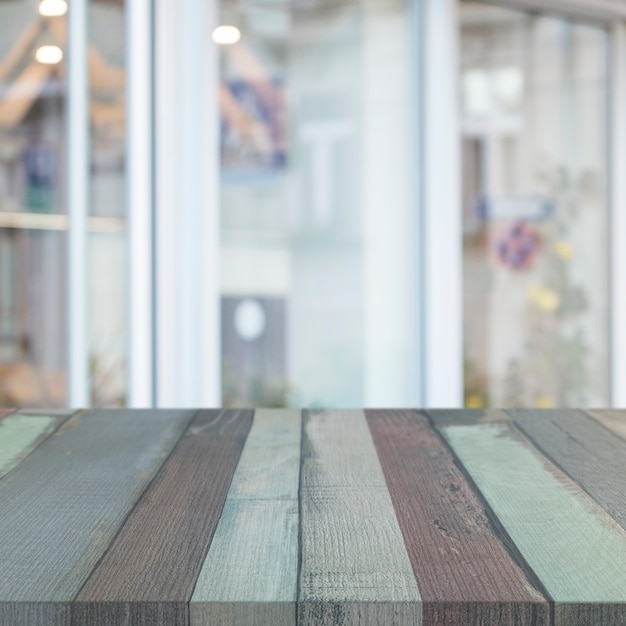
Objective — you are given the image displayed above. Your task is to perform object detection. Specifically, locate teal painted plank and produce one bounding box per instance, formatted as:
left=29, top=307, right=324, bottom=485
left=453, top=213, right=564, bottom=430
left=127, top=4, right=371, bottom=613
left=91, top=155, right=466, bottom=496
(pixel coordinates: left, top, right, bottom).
left=442, top=422, right=626, bottom=609
left=190, top=409, right=300, bottom=626
left=0, top=408, right=196, bottom=611
left=298, top=409, right=421, bottom=625
left=0, top=411, right=67, bottom=479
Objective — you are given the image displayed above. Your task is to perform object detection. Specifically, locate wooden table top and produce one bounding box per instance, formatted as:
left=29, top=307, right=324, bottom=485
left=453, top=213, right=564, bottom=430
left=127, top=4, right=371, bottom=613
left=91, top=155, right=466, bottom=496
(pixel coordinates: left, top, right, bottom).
left=1, top=408, right=626, bottom=626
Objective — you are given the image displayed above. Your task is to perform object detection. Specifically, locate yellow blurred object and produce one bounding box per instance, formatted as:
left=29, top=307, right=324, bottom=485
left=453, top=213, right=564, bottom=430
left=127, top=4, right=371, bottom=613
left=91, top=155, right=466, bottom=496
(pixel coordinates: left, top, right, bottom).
left=554, top=240, right=573, bottom=260
left=466, top=394, right=484, bottom=408
left=526, top=282, right=559, bottom=312
left=537, top=288, right=559, bottom=312
left=535, top=394, right=555, bottom=408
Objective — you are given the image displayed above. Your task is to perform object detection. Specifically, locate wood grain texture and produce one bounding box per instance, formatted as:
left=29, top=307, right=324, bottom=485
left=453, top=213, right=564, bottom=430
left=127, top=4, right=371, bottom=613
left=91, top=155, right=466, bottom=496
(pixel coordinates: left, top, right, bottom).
left=441, top=418, right=626, bottom=626
left=0, top=411, right=67, bottom=479
left=190, top=409, right=300, bottom=626
left=366, top=410, right=549, bottom=626
left=0, top=408, right=196, bottom=622
left=507, top=409, right=626, bottom=531
left=298, top=602, right=422, bottom=625
left=191, top=603, right=294, bottom=626
left=299, top=409, right=421, bottom=625
left=586, top=409, right=626, bottom=441
left=0, top=602, right=70, bottom=626
left=73, top=409, right=254, bottom=626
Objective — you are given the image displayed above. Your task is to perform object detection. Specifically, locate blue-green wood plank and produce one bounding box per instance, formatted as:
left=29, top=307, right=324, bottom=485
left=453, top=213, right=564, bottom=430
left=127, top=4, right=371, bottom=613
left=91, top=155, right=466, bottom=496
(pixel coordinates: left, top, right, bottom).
left=440, top=418, right=626, bottom=626
left=0, top=411, right=69, bottom=479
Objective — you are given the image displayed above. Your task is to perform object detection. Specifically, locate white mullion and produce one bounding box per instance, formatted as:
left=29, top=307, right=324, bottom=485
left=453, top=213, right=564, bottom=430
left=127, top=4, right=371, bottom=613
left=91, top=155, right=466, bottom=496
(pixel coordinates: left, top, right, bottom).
left=67, top=0, right=89, bottom=407
left=610, top=21, right=626, bottom=407
left=422, top=0, right=463, bottom=408
left=154, top=0, right=221, bottom=407
left=127, top=0, right=155, bottom=407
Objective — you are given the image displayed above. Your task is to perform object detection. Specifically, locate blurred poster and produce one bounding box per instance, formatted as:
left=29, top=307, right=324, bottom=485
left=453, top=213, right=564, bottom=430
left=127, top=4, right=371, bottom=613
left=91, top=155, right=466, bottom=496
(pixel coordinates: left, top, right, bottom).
left=220, top=78, right=287, bottom=177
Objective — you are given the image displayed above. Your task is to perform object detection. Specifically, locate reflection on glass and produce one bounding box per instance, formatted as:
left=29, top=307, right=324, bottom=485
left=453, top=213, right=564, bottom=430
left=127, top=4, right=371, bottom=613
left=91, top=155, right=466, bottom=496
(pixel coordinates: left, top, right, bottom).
left=460, top=2, right=609, bottom=407
left=0, top=0, right=127, bottom=407
left=0, top=3, right=68, bottom=406
left=218, top=0, right=416, bottom=407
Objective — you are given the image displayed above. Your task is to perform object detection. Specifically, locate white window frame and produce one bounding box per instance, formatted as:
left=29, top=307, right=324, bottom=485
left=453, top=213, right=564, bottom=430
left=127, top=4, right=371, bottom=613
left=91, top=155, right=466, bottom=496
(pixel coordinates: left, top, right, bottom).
left=441, top=0, right=626, bottom=408
left=114, top=0, right=626, bottom=409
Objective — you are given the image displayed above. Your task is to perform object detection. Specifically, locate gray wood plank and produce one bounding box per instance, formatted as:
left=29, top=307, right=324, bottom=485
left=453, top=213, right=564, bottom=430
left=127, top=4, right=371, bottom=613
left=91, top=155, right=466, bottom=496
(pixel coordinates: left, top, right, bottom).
left=190, top=409, right=300, bottom=626
left=507, top=408, right=626, bottom=531
left=298, top=409, right=421, bottom=625
left=0, top=408, right=196, bottom=622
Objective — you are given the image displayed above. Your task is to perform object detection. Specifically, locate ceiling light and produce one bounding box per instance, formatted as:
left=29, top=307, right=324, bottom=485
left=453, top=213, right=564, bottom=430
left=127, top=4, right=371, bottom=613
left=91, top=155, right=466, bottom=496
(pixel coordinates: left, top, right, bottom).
left=38, top=0, right=68, bottom=17
left=36, top=45, right=63, bottom=65
left=212, top=25, right=241, bottom=45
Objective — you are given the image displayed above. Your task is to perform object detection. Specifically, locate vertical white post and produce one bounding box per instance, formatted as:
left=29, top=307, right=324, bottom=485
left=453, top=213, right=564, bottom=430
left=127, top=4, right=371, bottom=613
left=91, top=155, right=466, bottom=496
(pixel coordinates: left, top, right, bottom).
left=67, top=0, right=89, bottom=407
left=362, top=0, right=423, bottom=407
left=422, top=0, right=463, bottom=408
left=611, top=22, right=626, bottom=407
left=127, top=0, right=155, bottom=407
left=155, top=0, right=221, bottom=407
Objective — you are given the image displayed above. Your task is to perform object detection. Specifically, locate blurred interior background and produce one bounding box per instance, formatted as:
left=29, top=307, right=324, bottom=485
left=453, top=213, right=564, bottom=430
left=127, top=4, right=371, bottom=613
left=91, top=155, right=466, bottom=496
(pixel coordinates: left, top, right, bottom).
left=0, top=0, right=622, bottom=409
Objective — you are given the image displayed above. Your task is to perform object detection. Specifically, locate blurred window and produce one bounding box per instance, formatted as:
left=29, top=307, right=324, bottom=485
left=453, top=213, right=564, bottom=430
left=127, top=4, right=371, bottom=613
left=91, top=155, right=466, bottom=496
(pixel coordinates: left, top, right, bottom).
left=460, top=1, right=610, bottom=407
left=217, top=0, right=419, bottom=407
left=0, top=0, right=126, bottom=407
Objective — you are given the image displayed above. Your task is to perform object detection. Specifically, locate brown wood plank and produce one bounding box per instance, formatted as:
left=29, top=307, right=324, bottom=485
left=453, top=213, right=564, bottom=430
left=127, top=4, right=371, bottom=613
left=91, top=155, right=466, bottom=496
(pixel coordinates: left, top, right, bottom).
left=507, top=409, right=626, bottom=532
left=366, top=409, right=549, bottom=626
left=72, top=409, right=254, bottom=626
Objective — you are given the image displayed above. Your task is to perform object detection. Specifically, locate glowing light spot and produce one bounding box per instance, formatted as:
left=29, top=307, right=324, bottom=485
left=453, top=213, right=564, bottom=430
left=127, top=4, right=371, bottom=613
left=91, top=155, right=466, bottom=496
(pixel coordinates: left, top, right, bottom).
left=38, top=0, right=68, bottom=17
left=36, top=45, right=63, bottom=65
left=212, top=25, right=241, bottom=45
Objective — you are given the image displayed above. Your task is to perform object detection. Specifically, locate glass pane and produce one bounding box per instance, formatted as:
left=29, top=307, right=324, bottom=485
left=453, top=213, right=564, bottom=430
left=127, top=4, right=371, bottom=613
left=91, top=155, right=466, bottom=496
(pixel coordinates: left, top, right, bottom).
left=218, top=0, right=417, bottom=407
left=89, top=0, right=127, bottom=406
left=0, top=1, right=68, bottom=406
left=460, top=2, right=609, bottom=407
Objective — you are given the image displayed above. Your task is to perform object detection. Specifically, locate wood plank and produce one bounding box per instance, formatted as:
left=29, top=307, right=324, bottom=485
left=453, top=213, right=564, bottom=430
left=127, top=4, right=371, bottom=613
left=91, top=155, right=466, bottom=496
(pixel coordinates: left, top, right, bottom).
left=366, top=410, right=549, bottom=626
left=439, top=419, right=626, bottom=626
left=73, top=409, right=254, bottom=626
left=586, top=409, right=626, bottom=441
left=427, top=408, right=512, bottom=427
left=0, top=408, right=196, bottom=625
left=508, top=409, right=626, bottom=531
left=0, top=411, right=68, bottom=479
left=298, top=409, right=422, bottom=625
left=190, top=409, right=300, bottom=626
